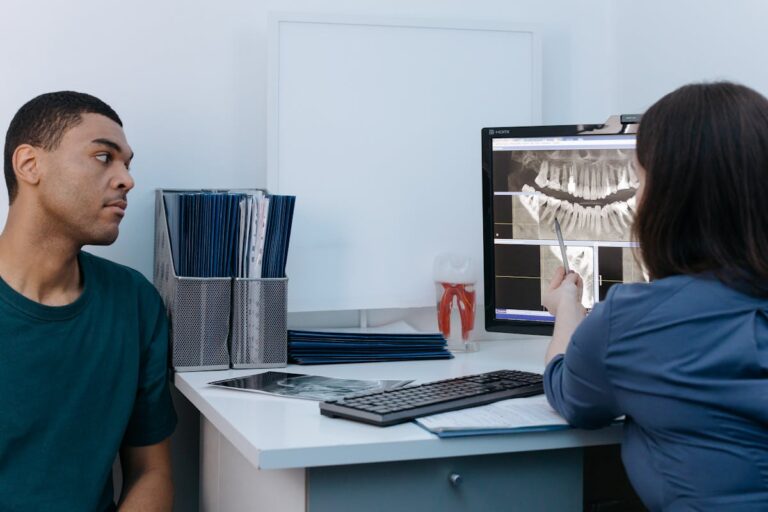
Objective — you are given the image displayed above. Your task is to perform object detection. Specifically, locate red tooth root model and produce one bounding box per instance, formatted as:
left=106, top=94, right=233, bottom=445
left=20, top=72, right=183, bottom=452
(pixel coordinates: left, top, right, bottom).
left=437, top=282, right=476, bottom=340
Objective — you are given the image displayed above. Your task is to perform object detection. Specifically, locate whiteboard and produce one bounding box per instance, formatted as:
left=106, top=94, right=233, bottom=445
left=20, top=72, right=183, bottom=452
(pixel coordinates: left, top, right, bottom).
left=268, top=14, right=541, bottom=312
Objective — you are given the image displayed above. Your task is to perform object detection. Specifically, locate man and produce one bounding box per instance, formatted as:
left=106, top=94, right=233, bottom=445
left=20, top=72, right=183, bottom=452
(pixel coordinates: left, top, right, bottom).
left=0, top=92, right=176, bottom=511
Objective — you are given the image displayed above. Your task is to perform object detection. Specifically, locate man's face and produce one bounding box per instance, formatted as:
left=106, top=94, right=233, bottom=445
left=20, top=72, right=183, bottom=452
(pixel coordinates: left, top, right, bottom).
left=34, top=113, right=134, bottom=245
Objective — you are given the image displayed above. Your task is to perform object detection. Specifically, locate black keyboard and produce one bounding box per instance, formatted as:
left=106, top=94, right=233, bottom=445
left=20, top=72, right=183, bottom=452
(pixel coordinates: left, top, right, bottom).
left=319, top=369, right=543, bottom=427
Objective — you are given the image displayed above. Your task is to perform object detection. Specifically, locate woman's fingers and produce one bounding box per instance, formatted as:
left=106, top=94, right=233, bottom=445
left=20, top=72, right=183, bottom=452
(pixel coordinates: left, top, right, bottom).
left=564, top=271, right=579, bottom=285
left=563, top=271, right=584, bottom=301
left=548, top=266, right=566, bottom=291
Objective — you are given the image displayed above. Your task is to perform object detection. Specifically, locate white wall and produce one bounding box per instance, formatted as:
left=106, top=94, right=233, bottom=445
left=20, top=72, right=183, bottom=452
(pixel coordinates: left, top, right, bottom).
left=1, top=0, right=274, bottom=274
left=612, top=0, right=768, bottom=113
left=1, top=0, right=766, bottom=284
left=0, top=0, right=615, bottom=278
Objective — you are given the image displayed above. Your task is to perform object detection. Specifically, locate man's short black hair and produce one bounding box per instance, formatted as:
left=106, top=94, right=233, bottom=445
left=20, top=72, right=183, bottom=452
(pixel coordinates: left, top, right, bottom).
left=3, top=91, right=122, bottom=203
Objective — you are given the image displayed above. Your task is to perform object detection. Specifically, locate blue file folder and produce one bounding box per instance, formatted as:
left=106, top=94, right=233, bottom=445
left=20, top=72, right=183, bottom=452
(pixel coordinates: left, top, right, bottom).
left=163, top=191, right=295, bottom=278
left=288, top=330, right=453, bottom=365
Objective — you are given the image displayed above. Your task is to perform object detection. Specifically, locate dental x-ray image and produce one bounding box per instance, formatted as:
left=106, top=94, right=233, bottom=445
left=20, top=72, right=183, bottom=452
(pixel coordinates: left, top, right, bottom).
left=540, top=245, right=594, bottom=309
left=491, top=140, right=649, bottom=321
left=498, top=148, right=639, bottom=242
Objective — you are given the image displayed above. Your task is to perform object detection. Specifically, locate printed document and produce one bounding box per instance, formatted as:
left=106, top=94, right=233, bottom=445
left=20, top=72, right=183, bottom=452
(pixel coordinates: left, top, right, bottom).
left=416, top=394, right=569, bottom=433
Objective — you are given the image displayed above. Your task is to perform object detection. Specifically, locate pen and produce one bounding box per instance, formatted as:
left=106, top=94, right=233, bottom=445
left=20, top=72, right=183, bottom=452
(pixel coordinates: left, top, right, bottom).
left=553, top=218, right=570, bottom=274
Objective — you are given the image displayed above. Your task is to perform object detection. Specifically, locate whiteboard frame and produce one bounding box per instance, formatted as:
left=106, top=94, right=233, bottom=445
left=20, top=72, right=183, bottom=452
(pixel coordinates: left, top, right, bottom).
left=267, top=13, right=542, bottom=191
left=267, top=13, right=542, bottom=312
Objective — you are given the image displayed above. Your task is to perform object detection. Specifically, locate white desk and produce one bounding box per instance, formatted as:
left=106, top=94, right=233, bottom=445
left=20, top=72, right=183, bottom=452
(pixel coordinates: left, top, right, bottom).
left=175, top=338, right=622, bottom=512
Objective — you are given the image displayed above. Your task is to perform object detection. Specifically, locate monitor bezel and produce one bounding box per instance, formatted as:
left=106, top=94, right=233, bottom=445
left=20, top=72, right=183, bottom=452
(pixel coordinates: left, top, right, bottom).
left=481, top=121, right=637, bottom=336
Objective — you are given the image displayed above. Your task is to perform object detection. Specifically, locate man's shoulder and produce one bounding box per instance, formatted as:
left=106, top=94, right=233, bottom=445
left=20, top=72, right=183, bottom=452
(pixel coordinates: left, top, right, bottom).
left=80, top=251, right=159, bottom=301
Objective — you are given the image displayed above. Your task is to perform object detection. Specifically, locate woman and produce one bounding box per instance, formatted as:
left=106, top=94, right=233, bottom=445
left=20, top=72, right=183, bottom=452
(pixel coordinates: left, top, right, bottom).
left=542, top=82, right=768, bottom=511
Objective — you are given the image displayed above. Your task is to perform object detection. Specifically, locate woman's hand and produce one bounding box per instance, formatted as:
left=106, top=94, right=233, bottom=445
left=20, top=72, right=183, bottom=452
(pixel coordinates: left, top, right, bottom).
left=542, top=266, right=584, bottom=317
left=543, top=267, right=587, bottom=364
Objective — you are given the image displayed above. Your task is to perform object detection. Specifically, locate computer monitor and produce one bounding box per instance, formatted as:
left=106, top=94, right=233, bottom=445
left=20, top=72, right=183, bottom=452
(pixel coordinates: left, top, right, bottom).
left=481, top=116, right=647, bottom=335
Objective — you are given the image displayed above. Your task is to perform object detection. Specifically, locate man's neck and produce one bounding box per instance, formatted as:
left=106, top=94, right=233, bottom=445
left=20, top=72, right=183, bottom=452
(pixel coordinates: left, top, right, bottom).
left=0, top=212, right=83, bottom=307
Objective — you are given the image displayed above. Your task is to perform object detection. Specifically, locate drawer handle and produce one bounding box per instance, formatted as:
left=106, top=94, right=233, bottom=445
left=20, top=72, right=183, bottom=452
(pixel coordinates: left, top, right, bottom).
left=449, top=473, right=463, bottom=486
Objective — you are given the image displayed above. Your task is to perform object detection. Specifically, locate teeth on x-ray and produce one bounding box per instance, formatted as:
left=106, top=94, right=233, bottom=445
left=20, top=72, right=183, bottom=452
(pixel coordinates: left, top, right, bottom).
left=533, top=159, right=638, bottom=200
left=521, top=185, right=636, bottom=236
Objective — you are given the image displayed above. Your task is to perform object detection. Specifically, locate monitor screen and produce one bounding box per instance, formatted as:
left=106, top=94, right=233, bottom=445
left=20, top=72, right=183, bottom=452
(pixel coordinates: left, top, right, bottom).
left=482, top=121, right=648, bottom=335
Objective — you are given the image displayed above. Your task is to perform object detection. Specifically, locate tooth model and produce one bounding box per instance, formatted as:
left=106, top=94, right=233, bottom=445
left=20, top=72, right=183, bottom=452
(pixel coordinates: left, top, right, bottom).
left=433, top=254, right=477, bottom=341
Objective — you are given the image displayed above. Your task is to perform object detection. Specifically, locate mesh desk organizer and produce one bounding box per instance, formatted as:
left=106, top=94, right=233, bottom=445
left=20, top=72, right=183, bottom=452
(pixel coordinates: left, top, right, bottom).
left=153, top=189, right=288, bottom=371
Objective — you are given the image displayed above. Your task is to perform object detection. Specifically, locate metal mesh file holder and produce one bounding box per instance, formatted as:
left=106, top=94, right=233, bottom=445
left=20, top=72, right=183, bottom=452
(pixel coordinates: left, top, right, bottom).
left=230, top=277, right=288, bottom=368
left=153, top=189, right=289, bottom=371
left=154, top=191, right=230, bottom=371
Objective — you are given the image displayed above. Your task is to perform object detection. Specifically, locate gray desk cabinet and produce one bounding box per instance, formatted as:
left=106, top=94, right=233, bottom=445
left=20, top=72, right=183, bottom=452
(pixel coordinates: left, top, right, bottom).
left=200, top=417, right=583, bottom=512
left=307, top=450, right=582, bottom=512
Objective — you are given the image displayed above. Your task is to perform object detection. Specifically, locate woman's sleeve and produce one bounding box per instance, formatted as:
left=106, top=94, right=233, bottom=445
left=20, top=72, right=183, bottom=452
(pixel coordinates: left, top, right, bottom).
left=543, top=293, right=621, bottom=429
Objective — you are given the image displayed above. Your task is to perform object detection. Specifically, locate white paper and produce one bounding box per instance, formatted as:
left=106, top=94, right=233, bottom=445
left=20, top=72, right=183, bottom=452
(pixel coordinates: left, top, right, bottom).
left=416, top=394, right=568, bottom=432
left=253, top=195, right=269, bottom=277
left=248, top=193, right=264, bottom=278
left=237, top=197, right=248, bottom=277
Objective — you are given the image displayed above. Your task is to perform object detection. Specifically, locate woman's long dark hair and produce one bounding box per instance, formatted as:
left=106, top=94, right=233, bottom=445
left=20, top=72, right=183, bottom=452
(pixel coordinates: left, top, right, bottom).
left=634, top=82, right=768, bottom=296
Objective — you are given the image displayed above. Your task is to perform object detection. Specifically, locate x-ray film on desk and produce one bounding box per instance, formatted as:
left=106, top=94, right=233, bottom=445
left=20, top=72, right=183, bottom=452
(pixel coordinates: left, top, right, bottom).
left=483, top=123, right=649, bottom=332
left=209, top=371, right=412, bottom=402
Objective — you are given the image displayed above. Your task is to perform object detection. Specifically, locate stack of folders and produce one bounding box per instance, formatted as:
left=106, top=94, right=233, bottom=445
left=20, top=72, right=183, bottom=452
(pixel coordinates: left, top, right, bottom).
left=260, top=195, right=296, bottom=278
left=163, top=191, right=296, bottom=278
left=288, top=330, right=454, bottom=365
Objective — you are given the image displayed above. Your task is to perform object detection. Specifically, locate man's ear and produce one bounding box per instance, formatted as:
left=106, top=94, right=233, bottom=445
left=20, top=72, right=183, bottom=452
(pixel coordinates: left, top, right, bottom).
left=12, top=144, right=42, bottom=187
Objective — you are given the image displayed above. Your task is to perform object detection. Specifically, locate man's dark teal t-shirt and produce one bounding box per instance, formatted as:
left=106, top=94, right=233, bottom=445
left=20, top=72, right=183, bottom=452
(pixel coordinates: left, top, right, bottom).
left=0, top=251, right=177, bottom=511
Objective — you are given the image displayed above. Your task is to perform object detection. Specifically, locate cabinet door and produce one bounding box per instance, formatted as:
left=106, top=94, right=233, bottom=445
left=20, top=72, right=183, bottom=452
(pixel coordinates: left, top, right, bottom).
left=307, top=449, right=582, bottom=512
